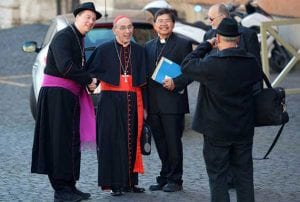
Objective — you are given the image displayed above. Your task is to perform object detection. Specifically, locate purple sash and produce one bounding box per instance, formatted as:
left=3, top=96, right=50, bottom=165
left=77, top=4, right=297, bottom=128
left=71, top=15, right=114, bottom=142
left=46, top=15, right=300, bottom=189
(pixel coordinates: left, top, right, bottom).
left=42, top=74, right=96, bottom=144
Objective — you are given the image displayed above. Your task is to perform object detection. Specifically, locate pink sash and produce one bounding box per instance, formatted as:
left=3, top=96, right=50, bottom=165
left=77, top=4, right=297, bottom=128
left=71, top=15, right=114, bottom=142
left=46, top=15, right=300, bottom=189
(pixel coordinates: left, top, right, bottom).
left=42, top=74, right=96, bottom=144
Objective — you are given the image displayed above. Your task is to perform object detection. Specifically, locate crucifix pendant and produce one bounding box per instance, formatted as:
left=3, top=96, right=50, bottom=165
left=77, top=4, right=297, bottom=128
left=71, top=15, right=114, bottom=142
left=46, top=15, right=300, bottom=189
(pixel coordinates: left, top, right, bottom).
left=82, top=58, right=85, bottom=68
left=122, top=73, right=128, bottom=83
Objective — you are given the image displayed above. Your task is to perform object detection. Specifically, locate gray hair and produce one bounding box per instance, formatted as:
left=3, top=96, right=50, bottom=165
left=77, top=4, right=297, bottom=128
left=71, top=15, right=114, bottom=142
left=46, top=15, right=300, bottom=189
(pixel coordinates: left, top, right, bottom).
left=220, top=35, right=239, bottom=42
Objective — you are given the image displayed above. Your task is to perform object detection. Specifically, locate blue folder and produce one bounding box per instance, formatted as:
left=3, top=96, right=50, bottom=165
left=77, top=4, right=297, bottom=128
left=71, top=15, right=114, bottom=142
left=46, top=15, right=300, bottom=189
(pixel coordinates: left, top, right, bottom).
left=151, top=57, right=182, bottom=84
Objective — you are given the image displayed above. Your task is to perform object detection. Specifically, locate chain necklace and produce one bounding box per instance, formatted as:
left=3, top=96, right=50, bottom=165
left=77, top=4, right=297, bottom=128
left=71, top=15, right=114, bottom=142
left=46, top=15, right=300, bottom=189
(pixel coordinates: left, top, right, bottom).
left=155, top=37, right=169, bottom=67
left=114, top=39, right=131, bottom=82
left=69, top=24, right=85, bottom=68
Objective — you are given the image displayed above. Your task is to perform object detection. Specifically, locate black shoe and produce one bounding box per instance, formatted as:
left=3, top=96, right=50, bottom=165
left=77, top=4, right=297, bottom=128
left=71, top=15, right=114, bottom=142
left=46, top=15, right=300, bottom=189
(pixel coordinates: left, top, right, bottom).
left=72, top=187, right=91, bottom=200
left=124, top=186, right=145, bottom=193
left=54, top=189, right=82, bottom=202
left=149, top=183, right=165, bottom=191
left=111, top=187, right=123, bottom=196
left=162, top=183, right=182, bottom=192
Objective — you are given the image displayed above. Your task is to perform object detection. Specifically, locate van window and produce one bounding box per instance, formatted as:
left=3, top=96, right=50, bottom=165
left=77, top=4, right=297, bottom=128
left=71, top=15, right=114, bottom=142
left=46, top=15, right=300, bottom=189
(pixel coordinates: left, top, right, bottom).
left=84, top=28, right=115, bottom=59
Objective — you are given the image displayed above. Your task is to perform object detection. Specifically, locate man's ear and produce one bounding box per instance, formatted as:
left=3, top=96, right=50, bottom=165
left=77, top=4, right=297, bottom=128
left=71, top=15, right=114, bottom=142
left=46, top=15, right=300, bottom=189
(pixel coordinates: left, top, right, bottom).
left=216, top=34, right=221, bottom=43
left=112, top=27, right=117, bottom=36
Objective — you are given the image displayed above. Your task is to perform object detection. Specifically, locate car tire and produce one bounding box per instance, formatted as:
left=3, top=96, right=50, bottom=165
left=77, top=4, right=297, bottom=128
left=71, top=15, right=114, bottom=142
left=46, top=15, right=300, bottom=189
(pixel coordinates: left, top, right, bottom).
left=30, top=85, right=37, bottom=120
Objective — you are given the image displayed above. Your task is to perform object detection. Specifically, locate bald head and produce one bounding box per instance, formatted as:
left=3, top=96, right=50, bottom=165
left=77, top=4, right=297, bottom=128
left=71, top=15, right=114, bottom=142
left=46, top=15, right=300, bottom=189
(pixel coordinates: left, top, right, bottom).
left=207, top=4, right=230, bottom=29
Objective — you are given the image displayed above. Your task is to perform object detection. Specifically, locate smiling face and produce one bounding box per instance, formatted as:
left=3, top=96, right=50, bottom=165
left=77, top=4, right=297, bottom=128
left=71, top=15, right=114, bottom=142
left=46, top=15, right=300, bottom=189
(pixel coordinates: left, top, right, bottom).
left=113, top=17, right=134, bottom=47
left=154, top=13, right=174, bottom=39
left=74, top=10, right=97, bottom=34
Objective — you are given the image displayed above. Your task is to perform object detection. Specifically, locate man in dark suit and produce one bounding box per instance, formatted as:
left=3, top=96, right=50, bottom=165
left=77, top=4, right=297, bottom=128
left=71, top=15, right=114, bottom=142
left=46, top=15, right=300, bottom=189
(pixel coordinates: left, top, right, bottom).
left=205, top=3, right=261, bottom=63
left=204, top=3, right=262, bottom=188
left=145, top=8, right=192, bottom=192
left=31, top=2, right=100, bottom=201
left=182, top=18, right=262, bottom=202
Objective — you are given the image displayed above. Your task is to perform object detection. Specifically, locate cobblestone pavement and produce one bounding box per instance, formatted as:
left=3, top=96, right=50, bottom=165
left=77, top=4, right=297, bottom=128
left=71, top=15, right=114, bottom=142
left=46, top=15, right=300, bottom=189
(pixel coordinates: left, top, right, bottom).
left=0, top=24, right=299, bottom=202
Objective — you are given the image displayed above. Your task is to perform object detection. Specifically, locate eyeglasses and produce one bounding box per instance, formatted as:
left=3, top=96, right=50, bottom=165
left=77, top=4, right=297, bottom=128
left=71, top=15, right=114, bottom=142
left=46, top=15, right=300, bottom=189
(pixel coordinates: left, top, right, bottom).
left=208, top=15, right=223, bottom=22
left=156, top=19, right=173, bottom=24
left=117, top=25, right=134, bottom=31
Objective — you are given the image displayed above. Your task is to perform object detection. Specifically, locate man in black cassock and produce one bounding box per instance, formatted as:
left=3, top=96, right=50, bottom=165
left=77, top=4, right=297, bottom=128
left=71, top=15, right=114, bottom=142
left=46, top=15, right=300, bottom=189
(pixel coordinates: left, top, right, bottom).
left=31, top=2, right=101, bottom=201
left=86, top=16, right=146, bottom=196
left=145, top=8, right=192, bottom=192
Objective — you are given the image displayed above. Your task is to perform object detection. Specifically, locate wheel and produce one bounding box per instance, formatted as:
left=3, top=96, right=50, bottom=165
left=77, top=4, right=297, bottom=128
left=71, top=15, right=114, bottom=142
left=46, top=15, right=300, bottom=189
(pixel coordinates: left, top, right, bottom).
left=30, top=85, right=37, bottom=120
left=269, top=41, right=291, bottom=73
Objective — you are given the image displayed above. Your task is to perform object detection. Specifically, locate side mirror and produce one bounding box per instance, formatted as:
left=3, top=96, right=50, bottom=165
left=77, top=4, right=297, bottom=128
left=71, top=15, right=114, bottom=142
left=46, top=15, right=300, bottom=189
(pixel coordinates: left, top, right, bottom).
left=22, top=41, right=40, bottom=53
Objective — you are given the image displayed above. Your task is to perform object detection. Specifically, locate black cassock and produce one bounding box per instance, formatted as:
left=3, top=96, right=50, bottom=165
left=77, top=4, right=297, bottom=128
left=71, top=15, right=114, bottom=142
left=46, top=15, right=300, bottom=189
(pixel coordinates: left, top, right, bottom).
left=31, top=24, right=92, bottom=181
left=87, top=40, right=146, bottom=188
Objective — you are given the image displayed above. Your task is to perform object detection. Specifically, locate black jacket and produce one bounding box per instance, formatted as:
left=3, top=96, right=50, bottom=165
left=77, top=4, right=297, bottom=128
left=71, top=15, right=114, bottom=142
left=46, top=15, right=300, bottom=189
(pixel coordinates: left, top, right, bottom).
left=182, top=41, right=262, bottom=141
left=145, top=33, right=192, bottom=114
left=44, top=24, right=92, bottom=86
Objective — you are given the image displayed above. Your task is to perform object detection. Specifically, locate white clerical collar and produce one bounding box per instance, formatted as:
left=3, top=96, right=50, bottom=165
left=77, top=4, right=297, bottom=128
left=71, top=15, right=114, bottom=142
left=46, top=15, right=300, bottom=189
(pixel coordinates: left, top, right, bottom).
left=158, top=34, right=171, bottom=44
left=160, top=38, right=166, bottom=44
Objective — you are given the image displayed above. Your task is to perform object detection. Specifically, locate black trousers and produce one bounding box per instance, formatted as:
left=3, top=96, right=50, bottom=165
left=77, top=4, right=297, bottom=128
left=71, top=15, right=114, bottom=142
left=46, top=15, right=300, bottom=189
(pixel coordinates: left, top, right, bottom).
left=147, top=113, right=184, bottom=185
left=48, top=175, right=76, bottom=191
left=203, top=135, right=254, bottom=202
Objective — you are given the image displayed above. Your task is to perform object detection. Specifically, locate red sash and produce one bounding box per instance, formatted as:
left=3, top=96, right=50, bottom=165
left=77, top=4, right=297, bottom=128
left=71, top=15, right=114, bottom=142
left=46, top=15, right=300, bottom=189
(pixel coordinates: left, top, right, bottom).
left=100, top=75, right=144, bottom=174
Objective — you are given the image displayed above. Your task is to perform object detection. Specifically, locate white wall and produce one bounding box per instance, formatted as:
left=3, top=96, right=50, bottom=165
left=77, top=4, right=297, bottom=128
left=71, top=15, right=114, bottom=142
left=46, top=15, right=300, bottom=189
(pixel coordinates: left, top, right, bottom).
left=0, top=0, right=114, bottom=29
left=0, top=0, right=20, bottom=29
left=19, top=0, right=56, bottom=25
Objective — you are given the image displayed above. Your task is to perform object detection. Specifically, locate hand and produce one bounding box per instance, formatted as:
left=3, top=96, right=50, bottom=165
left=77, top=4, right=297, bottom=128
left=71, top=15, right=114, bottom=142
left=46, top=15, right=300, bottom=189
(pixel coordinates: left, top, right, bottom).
left=88, top=78, right=97, bottom=92
left=207, top=37, right=217, bottom=48
left=163, top=77, right=175, bottom=91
